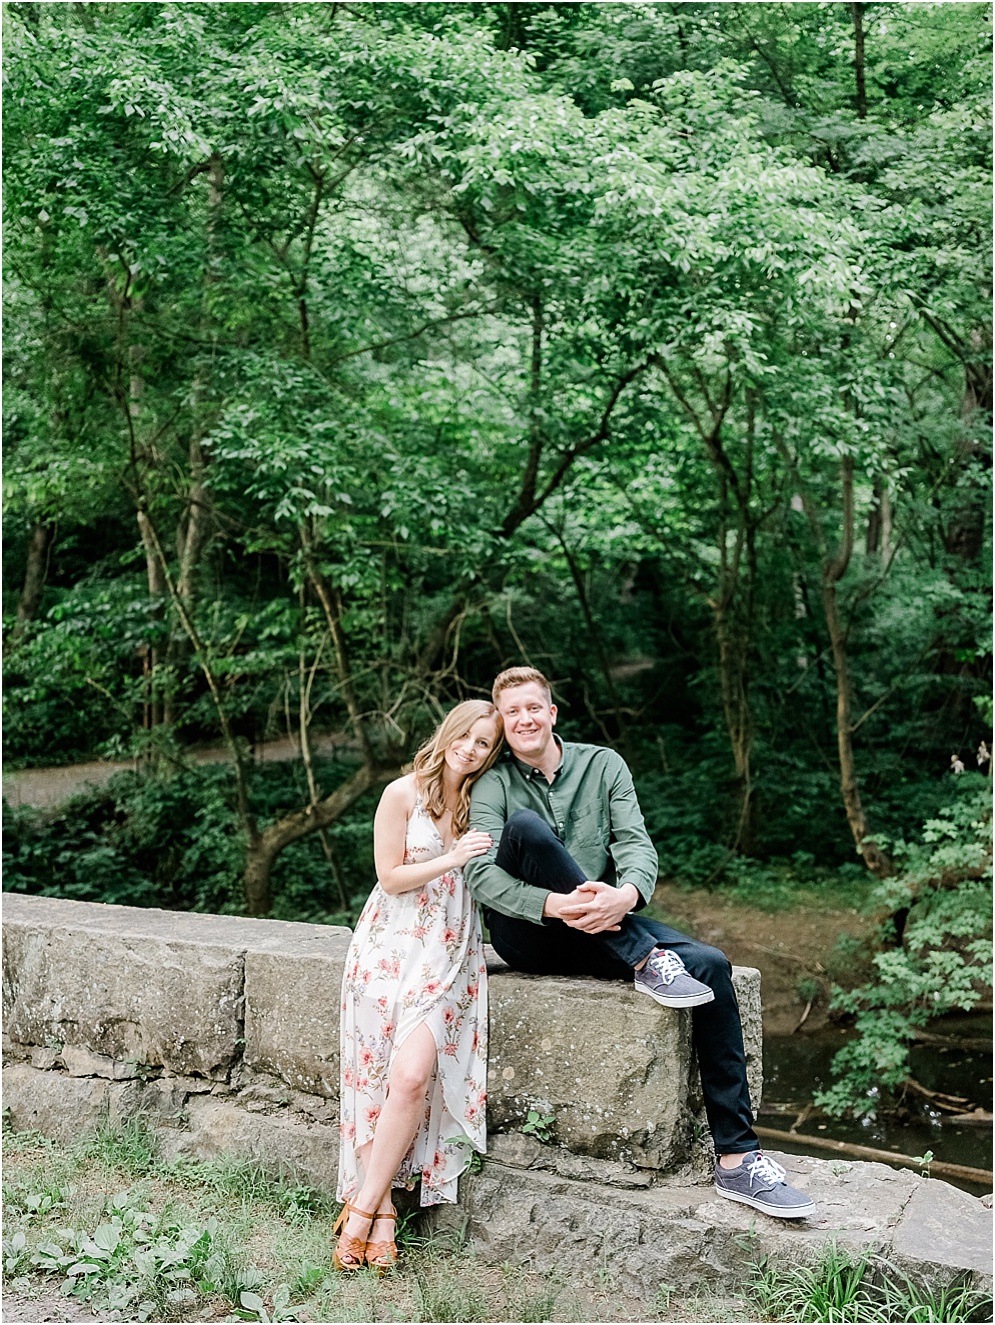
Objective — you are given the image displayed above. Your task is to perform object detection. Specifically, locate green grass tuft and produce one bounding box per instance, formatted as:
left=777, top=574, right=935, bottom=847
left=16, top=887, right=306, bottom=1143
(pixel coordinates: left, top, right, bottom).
left=750, top=1245, right=994, bottom=1323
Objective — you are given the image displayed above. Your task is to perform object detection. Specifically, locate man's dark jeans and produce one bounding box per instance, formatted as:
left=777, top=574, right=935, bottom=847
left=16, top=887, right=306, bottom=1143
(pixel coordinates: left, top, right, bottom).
left=486, top=808, right=758, bottom=1155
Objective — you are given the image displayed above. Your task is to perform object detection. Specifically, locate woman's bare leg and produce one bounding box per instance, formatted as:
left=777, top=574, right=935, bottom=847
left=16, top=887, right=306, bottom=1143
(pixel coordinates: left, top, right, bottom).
left=342, top=1023, right=437, bottom=1244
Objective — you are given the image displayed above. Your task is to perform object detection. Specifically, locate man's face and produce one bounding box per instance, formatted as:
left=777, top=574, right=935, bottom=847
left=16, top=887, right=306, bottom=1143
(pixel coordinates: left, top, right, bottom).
left=496, top=682, right=557, bottom=761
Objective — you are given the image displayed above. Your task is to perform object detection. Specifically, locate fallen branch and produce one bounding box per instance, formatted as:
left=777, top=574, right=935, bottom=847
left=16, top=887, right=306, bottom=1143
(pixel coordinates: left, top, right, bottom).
left=912, top=1030, right=993, bottom=1052
left=752, top=1126, right=993, bottom=1186
left=792, top=999, right=814, bottom=1033
left=903, top=1078, right=971, bottom=1110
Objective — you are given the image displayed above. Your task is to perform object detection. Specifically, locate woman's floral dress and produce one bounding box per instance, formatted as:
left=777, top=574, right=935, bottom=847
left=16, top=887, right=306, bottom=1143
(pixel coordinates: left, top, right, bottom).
left=337, top=796, right=488, bottom=1207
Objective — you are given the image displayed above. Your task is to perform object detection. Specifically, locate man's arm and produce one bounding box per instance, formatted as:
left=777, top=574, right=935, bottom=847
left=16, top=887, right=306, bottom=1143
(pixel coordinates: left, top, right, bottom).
left=463, top=773, right=549, bottom=925
left=606, top=753, right=658, bottom=907
left=555, top=755, right=656, bottom=935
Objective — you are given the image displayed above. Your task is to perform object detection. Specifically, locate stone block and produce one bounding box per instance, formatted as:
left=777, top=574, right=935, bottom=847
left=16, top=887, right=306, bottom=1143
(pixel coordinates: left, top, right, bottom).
left=242, top=927, right=353, bottom=1099
left=427, top=1149, right=992, bottom=1297
left=892, top=1178, right=995, bottom=1289
left=2, top=1064, right=111, bottom=1141
left=2, top=896, right=763, bottom=1174
left=733, top=965, right=764, bottom=1110
left=61, top=1046, right=142, bottom=1080
left=484, top=957, right=762, bottom=1170
left=3, top=897, right=250, bottom=1078
left=161, top=1097, right=340, bottom=1193
left=2, top=895, right=348, bottom=1083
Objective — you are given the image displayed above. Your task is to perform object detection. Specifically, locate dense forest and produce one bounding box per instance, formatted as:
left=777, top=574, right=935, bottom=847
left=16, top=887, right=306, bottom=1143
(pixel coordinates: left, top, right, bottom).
left=4, top=2, right=991, bottom=1111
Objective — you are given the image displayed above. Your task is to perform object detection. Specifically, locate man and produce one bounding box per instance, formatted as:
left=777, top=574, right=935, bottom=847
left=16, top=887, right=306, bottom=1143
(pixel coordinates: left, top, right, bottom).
left=464, top=666, right=815, bottom=1219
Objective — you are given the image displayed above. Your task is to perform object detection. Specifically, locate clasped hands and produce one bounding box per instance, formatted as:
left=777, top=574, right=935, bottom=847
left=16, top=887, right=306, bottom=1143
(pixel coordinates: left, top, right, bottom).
left=543, top=880, right=639, bottom=933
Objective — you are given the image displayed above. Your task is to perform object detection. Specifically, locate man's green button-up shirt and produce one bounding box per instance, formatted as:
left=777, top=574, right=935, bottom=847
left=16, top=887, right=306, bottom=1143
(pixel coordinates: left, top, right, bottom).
left=464, top=740, right=658, bottom=925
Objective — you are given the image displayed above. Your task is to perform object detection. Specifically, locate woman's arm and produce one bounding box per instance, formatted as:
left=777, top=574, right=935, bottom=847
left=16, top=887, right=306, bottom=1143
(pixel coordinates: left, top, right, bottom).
left=373, top=778, right=491, bottom=896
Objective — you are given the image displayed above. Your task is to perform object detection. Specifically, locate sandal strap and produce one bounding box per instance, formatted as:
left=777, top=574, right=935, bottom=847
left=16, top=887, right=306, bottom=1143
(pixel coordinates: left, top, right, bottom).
left=366, top=1238, right=397, bottom=1264
left=336, top=1232, right=369, bottom=1261
left=333, top=1200, right=378, bottom=1233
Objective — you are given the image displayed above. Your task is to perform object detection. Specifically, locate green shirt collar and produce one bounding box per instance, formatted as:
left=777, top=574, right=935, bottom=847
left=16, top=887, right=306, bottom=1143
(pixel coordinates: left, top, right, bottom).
left=507, top=735, right=565, bottom=782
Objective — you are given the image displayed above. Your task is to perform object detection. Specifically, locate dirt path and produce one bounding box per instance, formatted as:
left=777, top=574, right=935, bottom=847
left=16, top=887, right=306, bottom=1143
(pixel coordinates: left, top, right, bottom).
left=0, top=1294, right=100, bottom=1322
left=2, top=736, right=345, bottom=810
left=652, top=882, right=871, bottom=1035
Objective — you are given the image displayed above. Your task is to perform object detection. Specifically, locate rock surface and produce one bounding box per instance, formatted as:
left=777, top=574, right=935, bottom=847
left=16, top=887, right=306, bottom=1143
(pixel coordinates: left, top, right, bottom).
left=243, top=930, right=353, bottom=1098
left=161, top=1097, right=340, bottom=1192
left=5, top=895, right=990, bottom=1297
left=426, top=1149, right=993, bottom=1295
left=2, top=895, right=351, bottom=1081
left=486, top=965, right=692, bottom=1168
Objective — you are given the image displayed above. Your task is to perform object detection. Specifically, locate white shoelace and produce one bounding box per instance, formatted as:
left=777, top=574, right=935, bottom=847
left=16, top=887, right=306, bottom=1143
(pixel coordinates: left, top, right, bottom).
left=648, top=948, right=687, bottom=985
left=747, top=1152, right=786, bottom=1187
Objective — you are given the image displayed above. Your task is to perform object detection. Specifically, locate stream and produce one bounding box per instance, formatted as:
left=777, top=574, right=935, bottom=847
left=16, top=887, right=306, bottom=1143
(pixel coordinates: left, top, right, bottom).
left=762, top=1018, right=993, bottom=1196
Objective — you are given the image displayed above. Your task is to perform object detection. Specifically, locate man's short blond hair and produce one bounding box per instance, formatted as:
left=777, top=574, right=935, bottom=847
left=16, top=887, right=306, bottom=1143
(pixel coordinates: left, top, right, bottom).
left=492, top=666, right=552, bottom=705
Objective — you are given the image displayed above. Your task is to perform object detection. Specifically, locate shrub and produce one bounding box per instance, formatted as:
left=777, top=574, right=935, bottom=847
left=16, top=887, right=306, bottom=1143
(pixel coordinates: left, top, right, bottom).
left=817, top=776, right=993, bottom=1118
left=2, top=760, right=379, bottom=920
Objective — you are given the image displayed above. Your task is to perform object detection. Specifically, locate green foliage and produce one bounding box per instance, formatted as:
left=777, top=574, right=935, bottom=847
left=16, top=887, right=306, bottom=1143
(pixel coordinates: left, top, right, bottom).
left=749, top=1244, right=993, bottom=1323
left=27, top=1191, right=228, bottom=1322
left=817, top=777, right=993, bottom=1118
left=5, top=1122, right=592, bottom=1324
left=2, top=1, right=990, bottom=917
left=3, top=761, right=377, bottom=919
left=520, top=1110, right=557, bottom=1144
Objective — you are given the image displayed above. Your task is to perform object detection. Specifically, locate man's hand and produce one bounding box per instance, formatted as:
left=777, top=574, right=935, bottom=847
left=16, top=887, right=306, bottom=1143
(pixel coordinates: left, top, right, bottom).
left=556, top=881, right=639, bottom=933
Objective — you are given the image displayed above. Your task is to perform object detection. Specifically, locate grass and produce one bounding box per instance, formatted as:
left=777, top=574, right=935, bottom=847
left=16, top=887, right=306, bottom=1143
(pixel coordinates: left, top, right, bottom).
left=6, top=1121, right=989, bottom=1323
left=2, top=1119, right=732, bottom=1323
left=749, top=1244, right=994, bottom=1323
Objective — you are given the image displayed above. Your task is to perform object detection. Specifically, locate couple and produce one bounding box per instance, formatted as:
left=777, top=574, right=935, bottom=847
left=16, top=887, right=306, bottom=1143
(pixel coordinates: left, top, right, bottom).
left=334, top=666, right=814, bottom=1271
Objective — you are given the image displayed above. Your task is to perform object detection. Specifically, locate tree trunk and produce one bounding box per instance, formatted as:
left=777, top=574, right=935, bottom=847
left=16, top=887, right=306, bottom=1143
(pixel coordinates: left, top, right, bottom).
left=13, top=520, right=55, bottom=637
left=821, top=457, right=892, bottom=877
left=712, top=604, right=755, bottom=853
left=241, top=761, right=396, bottom=916
left=851, top=2, right=868, bottom=120
left=556, top=534, right=630, bottom=751
left=137, top=510, right=167, bottom=728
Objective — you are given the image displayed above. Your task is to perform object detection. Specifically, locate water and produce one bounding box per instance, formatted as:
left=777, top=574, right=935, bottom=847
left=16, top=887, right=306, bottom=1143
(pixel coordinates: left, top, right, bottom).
left=762, top=1020, right=993, bottom=1196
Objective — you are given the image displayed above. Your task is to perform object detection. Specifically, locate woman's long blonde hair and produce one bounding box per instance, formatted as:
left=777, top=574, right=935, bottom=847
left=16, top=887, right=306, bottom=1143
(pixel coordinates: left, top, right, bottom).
left=412, top=700, right=503, bottom=836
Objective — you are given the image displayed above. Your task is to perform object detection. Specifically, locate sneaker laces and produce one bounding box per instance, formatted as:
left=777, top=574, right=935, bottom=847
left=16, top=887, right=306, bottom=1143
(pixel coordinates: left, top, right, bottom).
left=747, top=1152, right=786, bottom=1188
left=647, top=948, right=687, bottom=986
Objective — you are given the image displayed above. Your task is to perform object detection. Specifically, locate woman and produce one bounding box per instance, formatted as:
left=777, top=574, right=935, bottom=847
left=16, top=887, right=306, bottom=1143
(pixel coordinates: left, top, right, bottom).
left=334, top=699, right=502, bottom=1272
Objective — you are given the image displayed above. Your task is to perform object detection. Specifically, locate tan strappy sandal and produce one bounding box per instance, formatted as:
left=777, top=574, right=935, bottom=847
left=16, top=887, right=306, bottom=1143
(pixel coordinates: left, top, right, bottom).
left=365, top=1203, right=398, bottom=1274
left=332, top=1201, right=375, bottom=1272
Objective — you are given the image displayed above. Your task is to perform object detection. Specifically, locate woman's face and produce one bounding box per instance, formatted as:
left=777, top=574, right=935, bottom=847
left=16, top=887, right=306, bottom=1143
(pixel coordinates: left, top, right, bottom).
left=444, top=715, right=499, bottom=780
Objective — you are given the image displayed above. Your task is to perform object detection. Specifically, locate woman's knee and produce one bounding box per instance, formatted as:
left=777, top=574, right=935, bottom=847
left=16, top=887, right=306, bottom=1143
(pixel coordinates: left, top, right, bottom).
left=388, top=1060, right=433, bottom=1104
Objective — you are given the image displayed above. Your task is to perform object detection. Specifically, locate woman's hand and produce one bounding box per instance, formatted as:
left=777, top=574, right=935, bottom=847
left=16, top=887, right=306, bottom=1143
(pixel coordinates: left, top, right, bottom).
left=450, top=830, right=493, bottom=868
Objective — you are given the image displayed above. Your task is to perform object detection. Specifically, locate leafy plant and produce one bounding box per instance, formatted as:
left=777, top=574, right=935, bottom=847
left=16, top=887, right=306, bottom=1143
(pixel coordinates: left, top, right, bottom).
left=911, top=1149, right=934, bottom=1179
left=818, top=779, right=993, bottom=1118
left=749, top=1244, right=993, bottom=1323
left=520, top=1110, right=556, bottom=1144
left=236, top=1283, right=300, bottom=1323
left=27, top=1194, right=225, bottom=1321
left=445, top=1134, right=484, bottom=1175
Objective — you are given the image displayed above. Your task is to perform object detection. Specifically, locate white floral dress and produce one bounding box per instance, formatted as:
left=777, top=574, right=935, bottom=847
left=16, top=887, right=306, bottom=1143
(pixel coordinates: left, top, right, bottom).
left=337, top=796, right=488, bottom=1207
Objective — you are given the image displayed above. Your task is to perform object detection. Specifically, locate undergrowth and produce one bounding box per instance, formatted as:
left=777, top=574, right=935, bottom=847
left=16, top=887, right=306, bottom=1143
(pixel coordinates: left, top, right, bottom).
left=0, top=1120, right=601, bottom=1323
left=749, top=1244, right=993, bottom=1323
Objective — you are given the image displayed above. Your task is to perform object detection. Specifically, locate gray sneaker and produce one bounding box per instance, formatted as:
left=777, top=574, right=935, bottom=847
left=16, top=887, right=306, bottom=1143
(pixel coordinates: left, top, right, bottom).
left=714, top=1152, right=816, bottom=1219
left=634, top=947, right=715, bottom=1008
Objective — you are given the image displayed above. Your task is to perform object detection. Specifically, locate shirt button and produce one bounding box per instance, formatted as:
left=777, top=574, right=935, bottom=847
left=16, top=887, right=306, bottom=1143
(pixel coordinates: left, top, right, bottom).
left=558, top=821, right=564, bottom=829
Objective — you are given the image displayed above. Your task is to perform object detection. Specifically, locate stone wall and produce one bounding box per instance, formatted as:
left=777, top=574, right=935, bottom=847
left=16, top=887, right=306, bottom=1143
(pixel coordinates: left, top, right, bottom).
left=2, top=893, right=991, bottom=1294
left=1, top=893, right=761, bottom=1179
